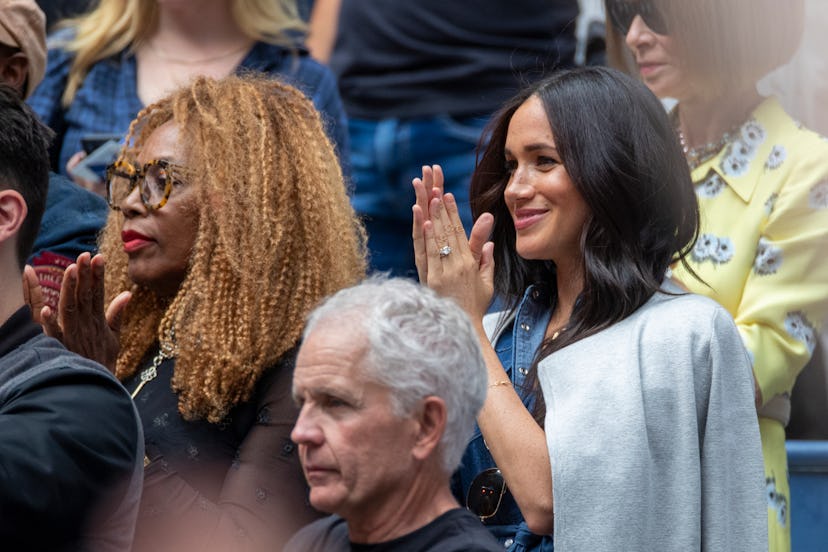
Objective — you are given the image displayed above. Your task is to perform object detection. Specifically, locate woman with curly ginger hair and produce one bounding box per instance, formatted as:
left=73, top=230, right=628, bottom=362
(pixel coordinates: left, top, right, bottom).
left=32, top=73, right=366, bottom=551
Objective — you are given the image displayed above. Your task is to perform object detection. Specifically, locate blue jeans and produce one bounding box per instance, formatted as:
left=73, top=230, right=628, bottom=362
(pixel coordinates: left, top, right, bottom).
left=348, top=114, right=489, bottom=276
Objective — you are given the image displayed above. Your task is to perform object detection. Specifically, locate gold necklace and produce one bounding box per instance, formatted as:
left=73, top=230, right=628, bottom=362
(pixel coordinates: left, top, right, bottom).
left=130, top=329, right=177, bottom=399
left=671, top=109, right=744, bottom=171
left=131, top=329, right=177, bottom=467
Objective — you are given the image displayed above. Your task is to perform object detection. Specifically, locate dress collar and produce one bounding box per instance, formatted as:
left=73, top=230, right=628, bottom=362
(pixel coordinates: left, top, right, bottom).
left=690, top=96, right=789, bottom=203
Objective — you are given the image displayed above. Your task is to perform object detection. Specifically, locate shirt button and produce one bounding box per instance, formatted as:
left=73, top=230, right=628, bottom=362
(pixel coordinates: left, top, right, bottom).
left=532, top=289, right=540, bottom=299
left=518, top=367, right=528, bottom=375
left=520, top=323, right=531, bottom=332
left=504, top=538, right=514, bottom=548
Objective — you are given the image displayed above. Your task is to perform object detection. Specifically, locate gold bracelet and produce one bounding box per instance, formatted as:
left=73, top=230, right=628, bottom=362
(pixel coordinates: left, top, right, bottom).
left=489, top=380, right=511, bottom=389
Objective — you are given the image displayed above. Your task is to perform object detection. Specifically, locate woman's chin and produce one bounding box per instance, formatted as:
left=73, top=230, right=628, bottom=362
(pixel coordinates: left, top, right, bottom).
left=127, top=266, right=184, bottom=298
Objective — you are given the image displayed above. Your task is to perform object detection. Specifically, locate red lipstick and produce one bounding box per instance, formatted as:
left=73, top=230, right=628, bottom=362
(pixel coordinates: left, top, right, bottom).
left=121, top=230, right=153, bottom=253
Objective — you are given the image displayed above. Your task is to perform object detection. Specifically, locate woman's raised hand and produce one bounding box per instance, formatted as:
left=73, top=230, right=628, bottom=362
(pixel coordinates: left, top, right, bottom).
left=412, top=165, right=445, bottom=282
left=412, top=164, right=495, bottom=321
left=31, top=252, right=130, bottom=372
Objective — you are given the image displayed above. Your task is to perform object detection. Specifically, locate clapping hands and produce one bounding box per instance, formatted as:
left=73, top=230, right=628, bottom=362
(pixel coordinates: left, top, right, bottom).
left=23, top=252, right=130, bottom=372
left=411, top=164, right=496, bottom=321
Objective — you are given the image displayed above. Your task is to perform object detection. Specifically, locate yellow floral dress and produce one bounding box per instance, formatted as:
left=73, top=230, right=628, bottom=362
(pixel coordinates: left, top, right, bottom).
left=673, top=96, right=828, bottom=552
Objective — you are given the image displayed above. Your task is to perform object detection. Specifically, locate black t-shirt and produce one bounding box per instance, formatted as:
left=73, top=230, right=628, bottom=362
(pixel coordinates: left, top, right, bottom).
left=285, top=508, right=504, bottom=551
left=331, top=0, right=579, bottom=119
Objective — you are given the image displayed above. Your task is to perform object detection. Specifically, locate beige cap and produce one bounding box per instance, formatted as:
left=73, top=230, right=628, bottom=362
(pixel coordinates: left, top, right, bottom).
left=0, top=0, right=46, bottom=98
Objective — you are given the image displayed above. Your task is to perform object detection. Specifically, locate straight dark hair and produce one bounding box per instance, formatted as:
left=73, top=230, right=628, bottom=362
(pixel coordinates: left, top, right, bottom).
left=0, top=84, right=53, bottom=268
left=470, top=67, right=699, bottom=423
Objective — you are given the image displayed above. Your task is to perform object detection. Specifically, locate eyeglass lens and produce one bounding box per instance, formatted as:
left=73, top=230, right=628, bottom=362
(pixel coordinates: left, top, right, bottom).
left=466, top=468, right=507, bottom=520
left=608, top=0, right=668, bottom=35
left=108, top=163, right=172, bottom=209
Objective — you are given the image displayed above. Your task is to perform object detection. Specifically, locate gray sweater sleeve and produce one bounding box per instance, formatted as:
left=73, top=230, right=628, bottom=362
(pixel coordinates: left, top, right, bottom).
left=538, top=291, right=766, bottom=551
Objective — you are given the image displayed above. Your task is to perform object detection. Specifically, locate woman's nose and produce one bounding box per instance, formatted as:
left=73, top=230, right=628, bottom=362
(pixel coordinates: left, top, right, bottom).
left=504, top=168, right=533, bottom=202
left=625, top=14, right=655, bottom=50
left=119, top=182, right=147, bottom=217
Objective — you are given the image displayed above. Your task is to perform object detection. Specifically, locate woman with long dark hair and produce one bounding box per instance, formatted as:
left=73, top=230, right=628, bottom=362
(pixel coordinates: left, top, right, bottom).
left=413, top=66, right=767, bottom=550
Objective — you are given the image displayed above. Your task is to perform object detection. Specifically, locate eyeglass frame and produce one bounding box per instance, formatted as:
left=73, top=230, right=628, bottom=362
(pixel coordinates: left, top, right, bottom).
left=605, top=0, right=669, bottom=36
left=105, top=159, right=188, bottom=211
left=466, top=467, right=508, bottom=522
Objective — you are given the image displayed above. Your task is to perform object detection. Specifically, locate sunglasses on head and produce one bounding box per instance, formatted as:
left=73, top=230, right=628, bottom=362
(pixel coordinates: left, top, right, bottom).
left=606, top=0, right=669, bottom=35
left=466, top=468, right=507, bottom=522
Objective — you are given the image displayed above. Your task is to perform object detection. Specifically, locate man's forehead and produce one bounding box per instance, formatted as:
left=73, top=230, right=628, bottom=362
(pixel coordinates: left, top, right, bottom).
left=294, top=324, right=370, bottom=385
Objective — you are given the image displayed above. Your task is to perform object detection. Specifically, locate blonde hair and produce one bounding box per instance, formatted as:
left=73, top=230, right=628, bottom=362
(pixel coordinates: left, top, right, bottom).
left=101, top=74, right=366, bottom=422
left=57, top=0, right=305, bottom=107
left=606, top=0, right=804, bottom=94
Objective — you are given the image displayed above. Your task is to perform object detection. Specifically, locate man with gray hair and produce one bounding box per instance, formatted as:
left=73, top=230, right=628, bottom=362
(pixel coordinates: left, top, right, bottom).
left=285, top=277, right=502, bottom=551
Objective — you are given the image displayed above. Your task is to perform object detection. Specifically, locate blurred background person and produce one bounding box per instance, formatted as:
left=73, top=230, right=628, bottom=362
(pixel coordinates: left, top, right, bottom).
left=0, top=82, right=142, bottom=552
left=309, top=0, right=579, bottom=276
left=606, top=1, right=828, bottom=549
left=413, top=67, right=766, bottom=551
left=35, top=0, right=91, bottom=30
left=30, top=74, right=366, bottom=551
left=28, top=0, right=349, bottom=194
left=759, top=0, right=828, bottom=440
left=0, top=0, right=108, bottom=309
left=286, top=277, right=501, bottom=551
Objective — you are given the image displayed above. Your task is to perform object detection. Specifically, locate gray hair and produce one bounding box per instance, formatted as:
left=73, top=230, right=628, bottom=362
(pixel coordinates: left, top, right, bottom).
left=303, top=276, right=487, bottom=474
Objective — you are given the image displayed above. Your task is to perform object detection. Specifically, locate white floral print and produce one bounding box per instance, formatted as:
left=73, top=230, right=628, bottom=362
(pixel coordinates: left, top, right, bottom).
left=722, top=120, right=766, bottom=177
left=764, top=193, right=778, bottom=216
left=692, top=233, right=734, bottom=264
left=741, top=120, right=765, bottom=146
left=784, top=311, right=817, bottom=354
left=808, top=181, right=828, bottom=209
left=753, top=237, right=783, bottom=275
left=692, top=234, right=717, bottom=262
left=721, top=146, right=751, bottom=177
left=765, top=145, right=787, bottom=170
left=713, top=237, right=735, bottom=263
left=766, top=476, right=788, bottom=528
left=696, top=171, right=726, bottom=199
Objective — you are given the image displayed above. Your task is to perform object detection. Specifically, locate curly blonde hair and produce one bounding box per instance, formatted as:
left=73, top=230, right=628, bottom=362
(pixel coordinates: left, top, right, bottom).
left=56, top=0, right=305, bottom=106
left=100, top=74, right=366, bottom=422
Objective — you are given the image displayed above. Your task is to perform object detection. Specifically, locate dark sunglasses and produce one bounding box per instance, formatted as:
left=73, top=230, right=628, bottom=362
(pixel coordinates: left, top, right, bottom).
left=466, top=468, right=507, bottom=522
left=606, top=0, right=669, bottom=35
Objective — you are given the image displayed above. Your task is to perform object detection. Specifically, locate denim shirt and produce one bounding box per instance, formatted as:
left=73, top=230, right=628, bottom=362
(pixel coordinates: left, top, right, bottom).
left=451, top=285, right=555, bottom=551
left=29, top=29, right=350, bottom=176
left=31, top=172, right=108, bottom=262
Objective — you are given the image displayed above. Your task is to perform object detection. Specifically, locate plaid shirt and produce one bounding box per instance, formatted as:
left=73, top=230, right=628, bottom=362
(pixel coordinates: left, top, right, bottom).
left=28, top=29, right=349, bottom=175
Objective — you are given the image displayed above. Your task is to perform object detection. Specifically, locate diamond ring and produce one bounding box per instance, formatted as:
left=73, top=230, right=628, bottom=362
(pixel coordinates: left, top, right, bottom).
left=439, top=245, right=452, bottom=258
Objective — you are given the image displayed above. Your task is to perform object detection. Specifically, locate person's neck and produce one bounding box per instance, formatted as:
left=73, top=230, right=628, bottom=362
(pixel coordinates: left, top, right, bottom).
left=346, top=472, right=458, bottom=544
left=676, top=86, right=763, bottom=150
left=0, top=270, right=25, bottom=329
left=552, top=258, right=584, bottom=328
left=149, top=1, right=251, bottom=59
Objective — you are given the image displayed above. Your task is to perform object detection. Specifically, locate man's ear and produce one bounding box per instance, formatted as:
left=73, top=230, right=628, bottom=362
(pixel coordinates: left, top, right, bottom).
left=411, top=396, right=447, bottom=462
left=0, top=52, right=29, bottom=97
left=0, top=189, right=28, bottom=246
